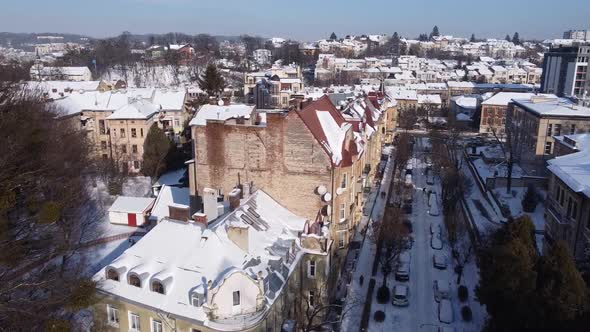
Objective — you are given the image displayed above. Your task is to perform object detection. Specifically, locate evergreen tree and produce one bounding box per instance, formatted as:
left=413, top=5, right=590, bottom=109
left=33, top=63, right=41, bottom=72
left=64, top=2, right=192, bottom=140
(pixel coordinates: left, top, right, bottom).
left=512, top=32, right=521, bottom=45
left=391, top=32, right=401, bottom=55
left=505, top=34, right=512, bottom=42
left=470, top=33, right=476, bottom=43
left=431, top=25, right=440, bottom=39
left=142, top=123, right=171, bottom=179
left=329, top=32, right=338, bottom=40
left=198, top=64, right=225, bottom=97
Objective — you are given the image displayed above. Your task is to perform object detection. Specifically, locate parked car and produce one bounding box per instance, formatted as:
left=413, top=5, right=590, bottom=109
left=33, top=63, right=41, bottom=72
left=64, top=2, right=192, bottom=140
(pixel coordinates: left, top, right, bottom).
left=430, top=223, right=442, bottom=235
left=434, top=279, right=451, bottom=302
left=431, top=234, right=443, bottom=250
left=399, top=251, right=411, bottom=264
left=428, top=192, right=439, bottom=216
left=404, top=174, right=413, bottom=187
left=426, top=170, right=435, bottom=185
left=395, top=261, right=410, bottom=281
left=438, top=299, right=454, bottom=324
left=392, top=285, right=410, bottom=306
left=433, top=252, right=448, bottom=269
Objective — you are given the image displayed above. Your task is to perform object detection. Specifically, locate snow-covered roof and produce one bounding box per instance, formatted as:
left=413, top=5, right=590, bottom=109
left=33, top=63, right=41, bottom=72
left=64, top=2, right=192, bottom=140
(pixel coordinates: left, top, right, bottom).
left=109, top=196, right=155, bottom=214
left=548, top=134, right=590, bottom=198
left=417, top=94, right=442, bottom=105
left=190, top=104, right=255, bottom=126
left=512, top=97, right=590, bottom=117
left=150, top=185, right=190, bottom=222
left=452, top=96, right=478, bottom=109
left=24, top=80, right=101, bottom=99
left=95, top=190, right=307, bottom=328
left=106, top=99, right=159, bottom=120
left=482, top=92, right=553, bottom=106
left=154, top=168, right=187, bottom=188
left=447, top=81, right=475, bottom=88
left=31, top=66, right=90, bottom=76
left=153, top=88, right=186, bottom=110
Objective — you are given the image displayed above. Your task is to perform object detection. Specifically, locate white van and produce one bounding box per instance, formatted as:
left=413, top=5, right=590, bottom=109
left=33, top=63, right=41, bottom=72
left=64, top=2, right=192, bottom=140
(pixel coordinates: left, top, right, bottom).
left=428, top=191, right=439, bottom=216
left=438, top=299, right=454, bottom=324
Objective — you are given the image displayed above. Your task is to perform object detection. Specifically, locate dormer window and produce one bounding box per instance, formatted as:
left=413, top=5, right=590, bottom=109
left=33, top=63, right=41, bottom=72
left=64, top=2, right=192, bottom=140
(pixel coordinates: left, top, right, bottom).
left=151, top=281, right=165, bottom=294
left=191, top=292, right=206, bottom=307
left=106, top=268, right=119, bottom=281
left=128, top=274, right=141, bottom=288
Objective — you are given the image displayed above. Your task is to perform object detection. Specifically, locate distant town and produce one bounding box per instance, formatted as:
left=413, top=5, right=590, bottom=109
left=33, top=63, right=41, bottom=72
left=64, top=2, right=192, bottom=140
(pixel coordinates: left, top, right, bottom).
left=1, top=26, right=590, bottom=332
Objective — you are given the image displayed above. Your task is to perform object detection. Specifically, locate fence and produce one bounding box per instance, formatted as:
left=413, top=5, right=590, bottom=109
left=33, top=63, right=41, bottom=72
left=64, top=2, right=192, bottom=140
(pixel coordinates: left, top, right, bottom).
left=485, top=176, right=548, bottom=191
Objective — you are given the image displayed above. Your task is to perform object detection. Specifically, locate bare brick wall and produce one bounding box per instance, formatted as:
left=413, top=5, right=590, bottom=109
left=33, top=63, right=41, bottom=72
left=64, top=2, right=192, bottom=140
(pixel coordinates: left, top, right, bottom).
left=193, top=112, right=334, bottom=221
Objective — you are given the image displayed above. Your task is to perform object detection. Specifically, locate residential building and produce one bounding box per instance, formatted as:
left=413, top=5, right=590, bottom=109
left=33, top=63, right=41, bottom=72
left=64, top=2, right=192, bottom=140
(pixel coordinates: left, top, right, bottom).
left=29, top=64, right=93, bottom=81
left=253, top=49, right=272, bottom=66
left=480, top=92, right=551, bottom=135
left=540, top=45, right=590, bottom=100
left=563, top=30, right=590, bottom=41
left=545, top=133, right=590, bottom=260
left=507, top=95, right=590, bottom=164
left=93, top=189, right=330, bottom=332
left=187, top=95, right=386, bottom=297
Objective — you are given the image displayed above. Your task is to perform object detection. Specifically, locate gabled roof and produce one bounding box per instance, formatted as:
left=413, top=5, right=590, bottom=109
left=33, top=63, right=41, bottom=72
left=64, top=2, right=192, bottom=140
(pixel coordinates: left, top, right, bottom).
left=106, top=99, right=159, bottom=120
left=297, top=96, right=352, bottom=167
left=109, top=196, right=155, bottom=214
left=190, top=104, right=255, bottom=126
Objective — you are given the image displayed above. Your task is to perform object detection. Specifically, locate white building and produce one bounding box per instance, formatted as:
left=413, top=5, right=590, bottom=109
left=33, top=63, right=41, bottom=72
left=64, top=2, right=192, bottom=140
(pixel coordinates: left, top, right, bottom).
left=30, top=65, right=93, bottom=81
left=108, top=196, right=156, bottom=227
left=253, top=49, right=272, bottom=66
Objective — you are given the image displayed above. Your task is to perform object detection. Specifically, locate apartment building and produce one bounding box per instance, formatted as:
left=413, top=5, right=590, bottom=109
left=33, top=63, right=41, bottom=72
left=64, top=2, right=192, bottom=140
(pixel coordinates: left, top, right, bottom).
left=244, top=64, right=303, bottom=108
left=479, top=92, right=552, bottom=135
left=541, top=45, right=590, bottom=100
left=93, top=188, right=331, bottom=332
left=508, top=96, right=590, bottom=164
left=563, top=30, right=590, bottom=41
left=29, top=64, right=93, bottom=81
left=187, top=95, right=386, bottom=296
left=545, top=133, right=590, bottom=259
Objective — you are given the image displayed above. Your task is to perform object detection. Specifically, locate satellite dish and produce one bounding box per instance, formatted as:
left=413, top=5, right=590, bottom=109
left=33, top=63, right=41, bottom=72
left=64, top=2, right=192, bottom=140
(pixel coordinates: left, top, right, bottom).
left=316, top=185, right=327, bottom=195
left=217, top=99, right=224, bottom=106
left=322, top=193, right=332, bottom=202
left=336, top=187, right=345, bottom=196
left=321, top=205, right=332, bottom=216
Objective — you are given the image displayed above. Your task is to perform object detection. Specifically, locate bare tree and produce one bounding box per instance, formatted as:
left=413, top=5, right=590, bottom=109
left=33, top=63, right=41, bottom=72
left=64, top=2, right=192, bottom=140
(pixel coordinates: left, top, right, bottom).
left=398, top=107, right=418, bottom=132
left=444, top=207, right=474, bottom=284
left=300, top=284, right=361, bottom=332
left=374, top=205, right=410, bottom=286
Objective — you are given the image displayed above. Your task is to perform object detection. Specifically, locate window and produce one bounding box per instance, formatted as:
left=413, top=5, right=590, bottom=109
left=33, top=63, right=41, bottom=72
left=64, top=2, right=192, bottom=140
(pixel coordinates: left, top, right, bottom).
left=191, top=293, right=205, bottom=307
left=174, top=119, right=180, bottom=127
left=151, top=319, right=163, bottom=332
left=107, top=305, right=119, bottom=327
left=129, top=312, right=140, bottom=331
left=340, top=203, right=346, bottom=221
left=547, top=124, right=552, bottom=136
left=121, top=145, right=127, bottom=154
left=131, top=128, right=137, bottom=138
left=571, top=124, right=576, bottom=135
left=232, top=291, right=240, bottom=306
left=308, top=260, right=316, bottom=278
left=101, top=141, right=107, bottom=150
left=141, top=128, right=144, bottom=137
left=134, top=161, right=140, bottom=169
left=129, top=274, right=141, bottom=287
left=554, top=124, right=561, bottom=136
left=341, top=173, right=347, bottom=188
left=132, top=145, right=138, bottom=153
left=151, top=281, right=164, bottom=294
left=106, top=269, right=119, bottom=281
left=545, top=142, right=552, bottom=155
left=120, top=128, right=126, bottom=138
left=338, top=231, right=346, bottom=248
left=308, top=290, right=315, bottom=307
left=559, top=187, right=565, bottom=206
left=99, top=120, right=106, bottom=135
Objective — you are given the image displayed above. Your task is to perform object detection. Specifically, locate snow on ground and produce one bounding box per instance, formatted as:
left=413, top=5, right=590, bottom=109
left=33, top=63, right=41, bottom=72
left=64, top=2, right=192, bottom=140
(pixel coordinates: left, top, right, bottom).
left=472, top=157, right=525, bottom=181
left=492, top=187, right=546, bottom=231
left=122, top=176, right=153, bottom=197
left=80, top=235, right=143, bottom=275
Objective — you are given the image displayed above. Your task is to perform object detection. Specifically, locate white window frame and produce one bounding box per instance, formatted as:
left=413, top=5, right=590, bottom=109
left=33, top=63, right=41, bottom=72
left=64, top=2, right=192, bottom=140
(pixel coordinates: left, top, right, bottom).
left=106, top=304, right=119, bottom=327
left=340, top=203, right=346, bottom=222
left=232, top=290, right=241, bottom=306
left=308, top=260, right=316, bottom=278
left=151, top=318, right=163, bottom=332
left=337, top=231, right=346, bottom=248
left=308, top=290, right=316, bottom=307
left=342, top=172, right=347, bottom=188
left=129, top=312, right=140, bottom=332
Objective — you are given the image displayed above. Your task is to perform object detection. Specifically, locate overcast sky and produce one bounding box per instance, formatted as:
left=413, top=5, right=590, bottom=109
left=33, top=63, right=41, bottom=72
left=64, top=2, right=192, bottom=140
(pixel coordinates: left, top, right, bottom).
left=1, top=0, right=589, bottom=41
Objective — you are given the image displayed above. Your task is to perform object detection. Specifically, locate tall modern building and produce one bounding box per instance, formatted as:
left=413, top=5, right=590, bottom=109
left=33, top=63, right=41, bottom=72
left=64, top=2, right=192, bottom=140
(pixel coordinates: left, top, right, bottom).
left=541, top=45, right=590, bottom=101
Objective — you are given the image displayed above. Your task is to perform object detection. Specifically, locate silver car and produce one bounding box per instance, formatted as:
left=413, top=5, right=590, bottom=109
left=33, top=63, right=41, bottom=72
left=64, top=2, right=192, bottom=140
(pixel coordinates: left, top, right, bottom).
left=392, top=284, right=410, bottom=306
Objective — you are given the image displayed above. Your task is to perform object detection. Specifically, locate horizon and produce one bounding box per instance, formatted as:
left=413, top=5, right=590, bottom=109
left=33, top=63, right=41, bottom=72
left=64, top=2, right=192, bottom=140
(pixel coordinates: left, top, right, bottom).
left=0, top=0, right=589, bottom=42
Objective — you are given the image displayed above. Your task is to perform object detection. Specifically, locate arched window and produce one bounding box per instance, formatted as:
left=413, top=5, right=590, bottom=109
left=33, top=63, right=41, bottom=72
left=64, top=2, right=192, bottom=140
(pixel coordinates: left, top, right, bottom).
left=106, top=269, right=119, bottom=281
left=128, top=274, right=141, bottom=288
left=151, top=280, right=165, bottom=294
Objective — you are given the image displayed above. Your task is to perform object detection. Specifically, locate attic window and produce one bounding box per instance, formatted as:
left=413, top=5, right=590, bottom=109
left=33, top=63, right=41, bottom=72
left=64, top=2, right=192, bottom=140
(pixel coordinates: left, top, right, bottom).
left=106, top=269, right=119, bottom=281
left=128, top=274, right=141, bottom=288
left=151, top=281, right=165, bottom=294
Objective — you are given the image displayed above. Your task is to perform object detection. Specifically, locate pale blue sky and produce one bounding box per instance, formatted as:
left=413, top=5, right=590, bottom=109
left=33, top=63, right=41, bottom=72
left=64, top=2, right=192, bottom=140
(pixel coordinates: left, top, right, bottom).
left=1, top=0, right=588, bottom=41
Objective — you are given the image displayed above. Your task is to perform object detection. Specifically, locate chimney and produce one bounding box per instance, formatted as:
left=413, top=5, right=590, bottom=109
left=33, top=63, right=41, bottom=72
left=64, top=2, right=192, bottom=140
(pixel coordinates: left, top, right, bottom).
left=193, top=212, right=207, bottom=225
left=228, top=188, right=241, bottom=211
left=203, top=188, right=219, bottom=222
left=243, top=182, right=251, bottom=199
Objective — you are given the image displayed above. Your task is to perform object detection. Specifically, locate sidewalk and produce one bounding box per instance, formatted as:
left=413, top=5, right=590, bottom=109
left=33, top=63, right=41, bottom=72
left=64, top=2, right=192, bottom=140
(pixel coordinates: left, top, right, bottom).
left=340, top=152, right=395, bottom=330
